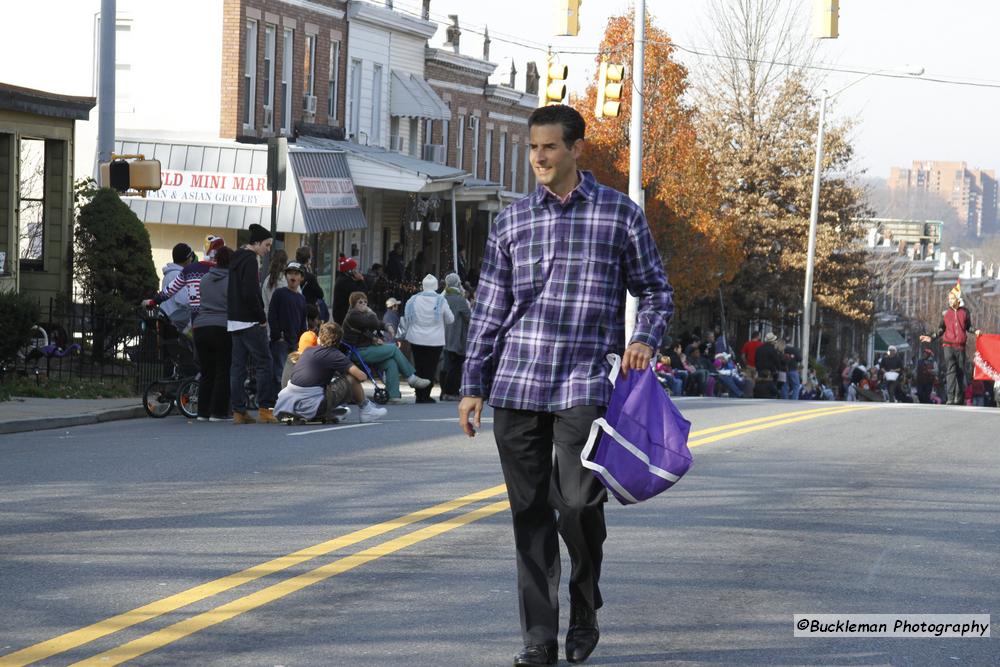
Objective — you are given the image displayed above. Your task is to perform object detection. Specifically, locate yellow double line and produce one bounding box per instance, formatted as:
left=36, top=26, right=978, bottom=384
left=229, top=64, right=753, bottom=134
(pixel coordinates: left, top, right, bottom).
left=1, top=403, right=869, bottom=666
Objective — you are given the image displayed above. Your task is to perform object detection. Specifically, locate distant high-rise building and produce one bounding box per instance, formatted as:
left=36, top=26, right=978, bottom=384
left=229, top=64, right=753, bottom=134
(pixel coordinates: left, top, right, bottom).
left=888, top=161, right=998, bottom=236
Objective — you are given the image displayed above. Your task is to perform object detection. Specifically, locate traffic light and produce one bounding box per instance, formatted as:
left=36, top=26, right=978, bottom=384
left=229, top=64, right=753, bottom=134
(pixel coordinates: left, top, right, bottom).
left=812, top=0, right=839, bottom=39
left=99, top=154, right=162, bottom=196
left=594, top=60, right=625, bottom=118
left=541, top=56, right=568, bottom=106
left=554, top=0, right=582, bottom=37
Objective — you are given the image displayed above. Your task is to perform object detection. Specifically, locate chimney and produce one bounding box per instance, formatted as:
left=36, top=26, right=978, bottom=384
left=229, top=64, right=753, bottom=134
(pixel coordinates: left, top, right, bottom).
left=445, top=15, right=461, bottom=53
left=422, top=0, right=430, bottom=20
left=483, top=25, right=491, bottom=61
left=508, top=59, right=517, bottom=88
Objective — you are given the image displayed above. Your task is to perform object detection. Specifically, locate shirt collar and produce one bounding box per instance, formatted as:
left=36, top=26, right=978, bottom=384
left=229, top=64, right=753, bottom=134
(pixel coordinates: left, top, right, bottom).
left=532, top=170, right=596, bottom=207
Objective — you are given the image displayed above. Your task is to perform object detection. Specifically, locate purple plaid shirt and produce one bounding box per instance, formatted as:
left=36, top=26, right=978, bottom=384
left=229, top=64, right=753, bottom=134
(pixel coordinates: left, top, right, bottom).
left=462, top=170, right=673, bottom=412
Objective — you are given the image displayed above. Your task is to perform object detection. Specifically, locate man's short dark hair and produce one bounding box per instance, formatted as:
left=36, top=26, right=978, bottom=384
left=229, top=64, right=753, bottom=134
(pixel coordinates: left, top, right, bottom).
left=528, top=104, right=585, bottom=147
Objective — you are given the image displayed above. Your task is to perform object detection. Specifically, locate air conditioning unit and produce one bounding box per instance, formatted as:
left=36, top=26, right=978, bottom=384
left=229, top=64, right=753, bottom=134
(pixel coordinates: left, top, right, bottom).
left=263, top=106, right=273, bottom=129
left=422, top=144, right=446, bottom=164
left=389, top=135, right=405, bottom=152
left=303, top=94, right=317, bottom=114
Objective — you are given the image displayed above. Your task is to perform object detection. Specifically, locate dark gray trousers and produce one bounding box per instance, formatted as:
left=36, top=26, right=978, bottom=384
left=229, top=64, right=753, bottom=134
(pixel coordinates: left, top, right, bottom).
left=493, top=405, right=607, bottom=646
left=943, top=346, right=967, bottom=404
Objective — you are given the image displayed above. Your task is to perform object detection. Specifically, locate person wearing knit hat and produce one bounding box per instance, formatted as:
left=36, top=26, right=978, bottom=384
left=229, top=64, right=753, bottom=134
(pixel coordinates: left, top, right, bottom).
left=440, top=272, right=471, bottom=401
left=403, top=274, right=455, bottom=403
left=227, top=224, right=278, bottom=423
left=920, top=279, right=981, bottom=405
left=331, top=256, right=366, bottom=325
left=204, top=235, right=225, bottom=260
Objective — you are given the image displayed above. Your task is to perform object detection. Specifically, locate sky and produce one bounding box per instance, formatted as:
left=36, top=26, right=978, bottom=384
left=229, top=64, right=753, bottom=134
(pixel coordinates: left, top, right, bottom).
left=407, top=0, right=1000, bottom=180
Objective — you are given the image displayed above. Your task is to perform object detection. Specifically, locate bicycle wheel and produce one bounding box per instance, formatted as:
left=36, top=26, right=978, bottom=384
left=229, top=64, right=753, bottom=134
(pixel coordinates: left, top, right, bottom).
left=177, top=379, right=200, bottom=419
left=143, top=381, right=175, bottom=418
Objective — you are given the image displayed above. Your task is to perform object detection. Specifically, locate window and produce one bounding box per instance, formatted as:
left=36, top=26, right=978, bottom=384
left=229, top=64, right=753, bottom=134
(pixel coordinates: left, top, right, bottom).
left=244, top=20, right=257, bottom=128
left=303, top=34, right=316, bottom=110
left=471, top=119, right=480, bottom=179
left=18, top=139, right=45, bottom=264
left=499, top=132, right=507, bottom=187
left=510, top=142, right=518, bottom=193
left=409, top=118, right=419, bottom=156
left=349, top=59, right=362, bottom=139
left=456, top=115, right=464, bottom=170
left=442, top=111, right=450, bottom=165
left=328, top=41, right=340, bottom=120
left=371, top=64, right=383, bottom=144
left=484, top=129, right=493, bottom=181
left=523, top=144, right=530, bottom=192
left=281, top=28, right=293, bottom=133
left=263, top=25, right=276, bottom=127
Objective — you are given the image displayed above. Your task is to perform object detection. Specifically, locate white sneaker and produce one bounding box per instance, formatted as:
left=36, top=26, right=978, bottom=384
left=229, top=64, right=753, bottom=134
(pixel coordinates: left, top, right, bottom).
left=407, top=374, right=431, bottom=389
left=359, top=401, right=388, bottom=423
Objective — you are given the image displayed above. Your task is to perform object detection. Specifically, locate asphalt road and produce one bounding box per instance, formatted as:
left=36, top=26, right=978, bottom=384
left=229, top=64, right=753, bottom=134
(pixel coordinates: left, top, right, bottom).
left=1, top=399, right=997, bottom=666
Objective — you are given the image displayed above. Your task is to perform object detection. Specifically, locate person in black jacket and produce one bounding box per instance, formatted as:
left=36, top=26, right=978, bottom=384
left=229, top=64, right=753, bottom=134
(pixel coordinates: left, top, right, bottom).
left=879, top=345, right=905, bottom=402
left=755, top=333, right=782, bottom=386
left=295, top=246, right=328, bottom=321
left=331, top=257, right=367, bottom=324
left=268, top=262, right=308, bottom=391
left=228, top=224, right=278, bottom=424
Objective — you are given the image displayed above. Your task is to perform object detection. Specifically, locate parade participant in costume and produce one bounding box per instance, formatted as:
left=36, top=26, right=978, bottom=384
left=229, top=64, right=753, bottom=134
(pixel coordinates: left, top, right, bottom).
left=920, top=280, right=980, bottom=405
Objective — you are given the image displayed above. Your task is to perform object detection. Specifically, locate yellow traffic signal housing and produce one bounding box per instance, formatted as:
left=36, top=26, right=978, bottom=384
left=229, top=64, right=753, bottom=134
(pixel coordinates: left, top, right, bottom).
left=99, top=154, right=162, bottom=197
left=594, top=60, right=625, bottom=118
left=541, top=57, right=568, bottom=106
left=554, top=0, right=582, bottom=37
left=812, top=0, right=839, bottom=39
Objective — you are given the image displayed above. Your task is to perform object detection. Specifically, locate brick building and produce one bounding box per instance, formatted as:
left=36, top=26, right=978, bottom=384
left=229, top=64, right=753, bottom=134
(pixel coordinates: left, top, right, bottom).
left=888, top=160, right=999, bottom=237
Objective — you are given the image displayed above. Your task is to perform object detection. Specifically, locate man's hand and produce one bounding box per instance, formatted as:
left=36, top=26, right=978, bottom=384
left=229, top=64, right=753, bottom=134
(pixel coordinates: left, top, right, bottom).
left=919, top=335, right=931, bottom=343
left=458, top=396, right=483, bottom=438
left=621, top=341, right=654, bottom=378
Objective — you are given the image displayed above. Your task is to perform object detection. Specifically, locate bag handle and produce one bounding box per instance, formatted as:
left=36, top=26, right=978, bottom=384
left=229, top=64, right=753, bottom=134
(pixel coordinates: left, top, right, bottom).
left=606, top=353, right=622, bottom=386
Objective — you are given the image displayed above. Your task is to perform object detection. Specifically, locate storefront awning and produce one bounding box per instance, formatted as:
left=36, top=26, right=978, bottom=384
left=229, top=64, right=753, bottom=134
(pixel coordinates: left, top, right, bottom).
left=111, top=137, right=305, bottom=233
left=875, top=327, right=910, bottom=352
left=288, top=150, right=367, bottom=233
left=390, top=70, right=451, bottom=120
left=298, top=136, right=468, bottom=193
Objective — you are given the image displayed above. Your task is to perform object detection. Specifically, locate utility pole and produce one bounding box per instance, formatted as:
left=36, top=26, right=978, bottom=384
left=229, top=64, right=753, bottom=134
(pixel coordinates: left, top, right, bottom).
left=624, top=0, right=645, bottom=343
left=801, top=91, right=827, bottom=379
left=97, top=0, right=116, bottom=164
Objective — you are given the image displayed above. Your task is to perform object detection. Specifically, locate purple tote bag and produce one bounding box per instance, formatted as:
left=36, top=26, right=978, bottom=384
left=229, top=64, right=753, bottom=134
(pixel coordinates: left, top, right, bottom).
left=581, top=354, right=693, bottom=505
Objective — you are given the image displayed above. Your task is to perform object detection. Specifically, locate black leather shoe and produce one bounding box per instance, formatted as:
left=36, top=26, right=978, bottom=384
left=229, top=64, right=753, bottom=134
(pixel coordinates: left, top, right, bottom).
left=566, top=604, right=600, bottom=663
left=513, top=643, right=558, bottom=666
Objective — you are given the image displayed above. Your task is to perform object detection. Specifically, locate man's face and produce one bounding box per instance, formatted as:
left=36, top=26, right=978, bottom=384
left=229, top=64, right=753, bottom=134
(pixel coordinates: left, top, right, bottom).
left=948, top=293, right=959, bottom=308
left=529, top=123, right=581, bottom=190
left=285, top=271, right=303, bottom=290
left=254, top=239, right=273, bottom=257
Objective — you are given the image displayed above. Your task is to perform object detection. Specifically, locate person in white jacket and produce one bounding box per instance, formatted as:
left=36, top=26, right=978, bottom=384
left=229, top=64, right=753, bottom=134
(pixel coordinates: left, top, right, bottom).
left=401, top=274, right=454, bottom=403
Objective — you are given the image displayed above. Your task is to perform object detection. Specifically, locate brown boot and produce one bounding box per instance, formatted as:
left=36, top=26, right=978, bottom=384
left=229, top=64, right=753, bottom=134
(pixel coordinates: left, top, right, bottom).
left=233, top=410, right=256, bottom=425
left=257, top=407, right=278, bottom=424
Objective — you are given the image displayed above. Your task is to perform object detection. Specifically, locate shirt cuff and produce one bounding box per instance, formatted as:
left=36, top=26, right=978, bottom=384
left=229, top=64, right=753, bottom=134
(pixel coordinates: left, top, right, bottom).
left=629, top=331, right=659, bottom=351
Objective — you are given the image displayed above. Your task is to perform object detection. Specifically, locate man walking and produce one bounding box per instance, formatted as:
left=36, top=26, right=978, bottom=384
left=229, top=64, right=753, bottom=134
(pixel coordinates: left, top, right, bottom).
left=228, top=224, right=278, bottom=424
left=920, top=281, right=980, bottom=405
left=458, top=105, right=673, bottom=666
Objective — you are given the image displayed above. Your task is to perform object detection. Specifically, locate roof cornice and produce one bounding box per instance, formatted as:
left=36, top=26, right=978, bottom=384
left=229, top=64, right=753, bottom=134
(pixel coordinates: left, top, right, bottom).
left=348, top=1, right=437, bottom=39
left=426, top=47, right=497, bottom=76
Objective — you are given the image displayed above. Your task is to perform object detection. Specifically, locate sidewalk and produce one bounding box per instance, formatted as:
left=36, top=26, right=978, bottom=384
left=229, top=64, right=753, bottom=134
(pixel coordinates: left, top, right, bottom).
left=0, top=397, right=145, bottom=435
left=0, top=384, right=430, bottom=435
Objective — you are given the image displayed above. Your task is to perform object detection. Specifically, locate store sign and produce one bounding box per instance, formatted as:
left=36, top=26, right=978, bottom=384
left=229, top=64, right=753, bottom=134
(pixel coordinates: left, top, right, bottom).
left=299, top=177, right=359, bottom=209
left=127, top=169, right=271, bottom=207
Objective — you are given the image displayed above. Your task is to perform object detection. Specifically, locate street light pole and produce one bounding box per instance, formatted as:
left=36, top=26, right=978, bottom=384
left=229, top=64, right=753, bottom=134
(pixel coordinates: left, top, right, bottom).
left=624, top=0, right=645, bottom=344
left=97, top=0, right=117, bottom=164
left=800, top=90, right=827, bottom=378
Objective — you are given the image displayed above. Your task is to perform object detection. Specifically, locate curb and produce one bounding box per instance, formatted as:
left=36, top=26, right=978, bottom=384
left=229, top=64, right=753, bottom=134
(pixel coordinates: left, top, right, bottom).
left=0, top=406, right=147, bottom=435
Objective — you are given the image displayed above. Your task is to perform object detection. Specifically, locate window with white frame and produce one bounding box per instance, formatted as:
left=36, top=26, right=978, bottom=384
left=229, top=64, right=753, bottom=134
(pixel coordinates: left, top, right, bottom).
left=511, top=142, right=519, bottom=193
left=244, top=20, right=257, bottom=128
left=484, top=129, right=493, bottom=181
left=442, top=111, right=450, bottom=165
left=371, top=64, right=383, bottom=144
left=328, top=41, right=340, bottom=120
left=263, top=25, right=276, bottom=128
left=472, top=118, right=480, bottom=179
left=499, top=132, right=507, bottom=188
left=523, top=144, right=530, bottom=191
left=303, top=34, right=316, bottom=110
left=349, top=59, right=362, bottom=139
left=281, top=28, right=293, bottom=133
left=456, top=115, right=464, bottom=170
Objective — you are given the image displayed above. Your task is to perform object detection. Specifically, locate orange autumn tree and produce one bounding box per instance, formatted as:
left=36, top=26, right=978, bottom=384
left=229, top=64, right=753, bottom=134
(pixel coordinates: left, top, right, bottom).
left=577, top=12, right=742, bottom=310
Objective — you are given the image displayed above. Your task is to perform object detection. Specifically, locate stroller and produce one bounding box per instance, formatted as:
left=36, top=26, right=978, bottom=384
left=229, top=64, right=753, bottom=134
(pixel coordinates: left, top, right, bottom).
left=340, top=342, right=390, bottom=405
left=139, top=305, right=200, bottom=418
